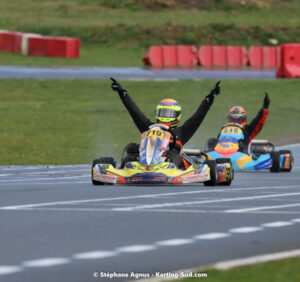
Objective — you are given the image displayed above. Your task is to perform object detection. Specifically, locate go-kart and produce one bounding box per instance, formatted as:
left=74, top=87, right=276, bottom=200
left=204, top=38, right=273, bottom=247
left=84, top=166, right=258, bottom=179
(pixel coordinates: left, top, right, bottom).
left=92, top=124, right=233, bottom=186
left=203, top=123, right=293, bottom=172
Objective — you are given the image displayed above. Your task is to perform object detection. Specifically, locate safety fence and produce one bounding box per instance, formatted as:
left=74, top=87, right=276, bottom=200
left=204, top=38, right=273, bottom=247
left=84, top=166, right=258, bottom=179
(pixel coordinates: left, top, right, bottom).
left=0, top=30, right=80, bottom=58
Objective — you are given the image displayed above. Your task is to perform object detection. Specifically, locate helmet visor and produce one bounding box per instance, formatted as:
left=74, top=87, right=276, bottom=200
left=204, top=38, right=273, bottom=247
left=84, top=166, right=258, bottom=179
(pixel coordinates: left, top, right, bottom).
left=228, top=116, right=246, bottom=124
left=155, top=108, right=180, bottom=118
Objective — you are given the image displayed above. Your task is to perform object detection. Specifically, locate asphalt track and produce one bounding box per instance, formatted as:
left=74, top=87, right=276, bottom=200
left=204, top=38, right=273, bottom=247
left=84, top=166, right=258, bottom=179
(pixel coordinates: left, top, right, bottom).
left=0, top=144, right=299, bottom=282
left=0, top=66, right=276, bottom=80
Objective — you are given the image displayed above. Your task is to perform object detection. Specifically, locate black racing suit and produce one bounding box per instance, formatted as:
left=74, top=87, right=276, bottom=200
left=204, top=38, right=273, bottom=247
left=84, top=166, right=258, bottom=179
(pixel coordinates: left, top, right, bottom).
left=117, top=90, right=216, bottom=167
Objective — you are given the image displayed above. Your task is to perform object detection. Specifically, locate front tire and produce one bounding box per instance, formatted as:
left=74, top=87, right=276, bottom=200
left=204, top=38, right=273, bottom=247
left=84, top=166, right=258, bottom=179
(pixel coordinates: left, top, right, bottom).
left=92, top=157, right=116, bottom=185
left=216, top=158, right=233, bottom=186
left=204, top=160, right=217, bottom=186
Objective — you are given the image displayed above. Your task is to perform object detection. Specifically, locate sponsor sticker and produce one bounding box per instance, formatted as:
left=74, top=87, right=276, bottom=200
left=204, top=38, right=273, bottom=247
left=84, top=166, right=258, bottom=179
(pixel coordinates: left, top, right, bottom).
left=93, top=173, right=117, bottom=184
left=182, top=173, right=209, bottom=183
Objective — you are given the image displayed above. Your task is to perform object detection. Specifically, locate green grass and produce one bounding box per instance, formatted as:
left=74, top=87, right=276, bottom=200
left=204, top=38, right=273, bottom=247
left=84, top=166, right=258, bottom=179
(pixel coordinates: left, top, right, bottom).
left=0, top=79, right=299, bottom=165
left=1, top=0, right=299, bottom=29
left=0, top=0, right=299, bottom=58
left=0, top=45, right=147, bottom=66
left=0, top=0, right=299, bottom=65
left=180, top=257, right=300, bottom=282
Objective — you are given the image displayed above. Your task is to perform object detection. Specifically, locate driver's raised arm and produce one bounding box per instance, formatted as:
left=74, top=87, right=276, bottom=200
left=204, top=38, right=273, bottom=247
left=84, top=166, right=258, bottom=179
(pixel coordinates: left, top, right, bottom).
left=110, top=78, right=152, bottom=133
left=245, top=93, right=270, bottom=142
left=177, top=81, right=221, bottom=145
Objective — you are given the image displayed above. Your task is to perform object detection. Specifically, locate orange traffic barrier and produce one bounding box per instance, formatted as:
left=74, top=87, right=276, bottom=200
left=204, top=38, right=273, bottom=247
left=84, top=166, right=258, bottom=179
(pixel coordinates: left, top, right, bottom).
left=198, top=46, right=248, bottom=67
left=162, top=45, right=178, bottom=67
left=45, top=37, right=80, bottom=58
left=276, top=44, right=300, bottom=78
left=227, top=46, right=248, bottom=67
left=27, top=37, right=47, bottom=56
left=143, top=46, right=163, bottom=67
left=198, top=46, right=213, bottom=66
left=213, top=46, right=227, bottom=66
left=177, top=45, right=198, bottom=66
left=0, top=30, right=80, bottom=58
left=143, top=45, right=198, bottom=67
left=249, top=46, right=280, bottom=68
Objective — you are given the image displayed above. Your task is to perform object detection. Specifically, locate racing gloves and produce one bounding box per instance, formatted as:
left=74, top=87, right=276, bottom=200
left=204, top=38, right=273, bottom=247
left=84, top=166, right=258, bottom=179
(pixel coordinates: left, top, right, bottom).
left=111, top=77, right=127, bottom=97
left=206, top=81, right=221, bottom=104
left=263, top=93, right=270, bottom=109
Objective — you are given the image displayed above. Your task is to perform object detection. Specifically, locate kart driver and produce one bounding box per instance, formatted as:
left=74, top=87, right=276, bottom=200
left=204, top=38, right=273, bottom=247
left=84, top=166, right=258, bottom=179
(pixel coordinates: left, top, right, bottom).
left=215, top=93, right=270, bottom=153
left=110, top=78, right=221, bottom=168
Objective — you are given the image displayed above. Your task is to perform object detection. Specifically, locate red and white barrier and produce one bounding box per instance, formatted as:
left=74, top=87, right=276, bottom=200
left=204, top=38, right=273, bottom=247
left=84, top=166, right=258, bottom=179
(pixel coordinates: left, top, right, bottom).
left=276, top=44, right=300, bottom=78
left=143, top=45, right=198, bottom=67
left=249, top=46, right=280, bottom=68
left=198, top=46, right=248, bottom=67
left=0, top=30, right=80, bottom=58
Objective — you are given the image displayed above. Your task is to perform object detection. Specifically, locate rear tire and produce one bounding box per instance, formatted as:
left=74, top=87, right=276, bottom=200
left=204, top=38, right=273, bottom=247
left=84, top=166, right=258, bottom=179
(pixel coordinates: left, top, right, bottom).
left=216, top=158, right=233, bottom=186
left=206, top=138, right=218, bottom=151
left=92, top=157, right=116, bottom=185
left=279, top=150, right=293, bottom=172
left=270, top=151, right=280, bottom=173
left=204, top=160, right=217, bottom=186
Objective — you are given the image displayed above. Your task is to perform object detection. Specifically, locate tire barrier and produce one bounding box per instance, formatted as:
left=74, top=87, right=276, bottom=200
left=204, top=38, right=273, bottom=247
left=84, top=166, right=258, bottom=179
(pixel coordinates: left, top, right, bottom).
left=0, top=30, right=80, bottom=58
left=276, top=44, right=300, bottom=78
left=143, top=45, right=283, bottom=68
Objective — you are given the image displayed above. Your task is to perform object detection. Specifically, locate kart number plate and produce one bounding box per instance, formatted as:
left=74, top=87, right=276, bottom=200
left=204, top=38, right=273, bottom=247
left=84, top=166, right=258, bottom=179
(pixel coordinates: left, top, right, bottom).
left=147, top=129, right=164, bottom=140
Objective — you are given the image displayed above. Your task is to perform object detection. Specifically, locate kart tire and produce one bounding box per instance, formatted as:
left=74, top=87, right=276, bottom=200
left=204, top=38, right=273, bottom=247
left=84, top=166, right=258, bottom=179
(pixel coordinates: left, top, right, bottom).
left=216, top=158, right=233, bottom=185
left=206, top=138, right=218, bottom=151
left=270, top=151, right=280, bottom=173
left=204, top=160, right=217, bottom=186
left=92, top=157, right=116, bottom=185
left=125, top=143, right=139, bottom=154
left=279, top=150, right=294, bottom=172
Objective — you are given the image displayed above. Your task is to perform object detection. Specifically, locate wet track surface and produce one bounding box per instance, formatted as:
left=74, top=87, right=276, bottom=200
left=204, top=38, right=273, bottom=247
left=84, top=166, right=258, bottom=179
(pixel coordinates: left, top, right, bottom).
left=0, top=144, right=299, bottom=282
left=0, top=66, right=276, bottom=80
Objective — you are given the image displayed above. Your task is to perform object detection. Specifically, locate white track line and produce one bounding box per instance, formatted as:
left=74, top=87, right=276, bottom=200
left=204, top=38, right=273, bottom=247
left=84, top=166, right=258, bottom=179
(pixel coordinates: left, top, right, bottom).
left=117, top=245, right=156, bottom=252
left=0, top=266, right=23, bottom=275
left=156, top=239, right=195, bottom=246
left=22, top=258, right=70, bottom=267
left=261, top=221, right=294, bottom=228
left=0, top=165, right=89, bottom=171
left=16, top=207, right=300, bottom=215
left=214, top=248, right=300, bottom=270
left=229, top=227, right=263, bottom=233
left=1, top=185, right=299, bottom=211
left=0, top=169, right=89, bottom=177
left=20, top=169, right=89, bottom=175
left=112, top=192, right=300, bottom=211
left=0, top=175, right=89, bottom=183
left=72, top=251, right=117, bottom=260
left=226, top=202, right=300, bottom=213
left=194, top=233, right=230, bottom=240
left=1, top=218, right=300, bottom=277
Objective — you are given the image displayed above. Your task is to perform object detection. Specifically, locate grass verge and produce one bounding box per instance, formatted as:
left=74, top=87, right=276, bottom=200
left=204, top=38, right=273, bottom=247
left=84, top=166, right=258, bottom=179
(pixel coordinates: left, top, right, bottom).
left=0, top=45, right=147, bottom=67
left=0, top=79, right=299, bottom=165
left=178, top=257, right=300, bottom=282
left=0, top=0, right=299, bottom=62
